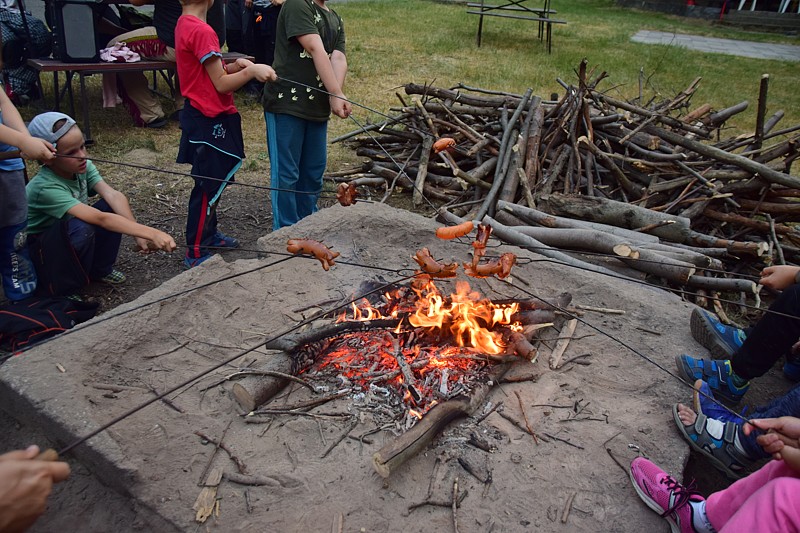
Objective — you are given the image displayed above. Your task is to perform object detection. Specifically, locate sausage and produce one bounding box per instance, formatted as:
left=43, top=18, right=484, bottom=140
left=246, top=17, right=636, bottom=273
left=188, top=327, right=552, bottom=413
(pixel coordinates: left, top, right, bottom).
left=287, top=239, right=341, bottom=271
left=471, top=223, right=493, bottom=265
left=413, top=248, right=458, bottom=278
left=433, top=137, right=456, bottom=154
left=436, top=221, right=474, bottom=240
left=472, top=224, right=492, bottom=250
left=464, top=253, right=517, bottom=279
left=336, top=182, right=358, bottom=207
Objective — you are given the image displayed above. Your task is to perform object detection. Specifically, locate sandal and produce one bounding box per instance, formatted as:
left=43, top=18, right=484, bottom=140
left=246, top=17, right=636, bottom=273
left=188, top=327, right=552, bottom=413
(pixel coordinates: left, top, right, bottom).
left=672, top=404, right=750, bottom=480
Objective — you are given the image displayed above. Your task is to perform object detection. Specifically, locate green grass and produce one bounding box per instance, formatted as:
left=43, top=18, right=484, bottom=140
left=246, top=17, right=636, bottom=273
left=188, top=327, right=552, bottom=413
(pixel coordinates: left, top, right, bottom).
left=20, top=0, right=800, bottom=176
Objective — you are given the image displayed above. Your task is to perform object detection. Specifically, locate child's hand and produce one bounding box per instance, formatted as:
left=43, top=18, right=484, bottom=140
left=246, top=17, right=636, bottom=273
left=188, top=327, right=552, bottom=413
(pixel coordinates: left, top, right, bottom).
left=141, top=231, right=177, bottom=253
left=19, top=137, right=55, bottom=162
left=746, top=416, right=800, bottom=442
left=330, top=94, right=351, bottom=119
left=760, top=265, right=800, bottom=290
left=249, top=64, right=277, bottom=83
left=235, top=58, right=254, bottom=70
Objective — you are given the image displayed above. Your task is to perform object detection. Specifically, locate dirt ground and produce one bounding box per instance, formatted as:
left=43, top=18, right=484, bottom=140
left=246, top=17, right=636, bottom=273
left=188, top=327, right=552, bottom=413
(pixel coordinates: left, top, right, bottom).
left=5, top=198, right=796, bottom=533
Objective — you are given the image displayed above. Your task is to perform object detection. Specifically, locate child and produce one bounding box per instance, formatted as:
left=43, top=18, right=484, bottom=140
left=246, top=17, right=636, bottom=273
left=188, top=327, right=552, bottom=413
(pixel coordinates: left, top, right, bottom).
left=676, top=265, right=800, bottom=404
left=262, top=0, right=351, bottom=230
left=630, top=416, right=800, bottom=532
left=175, top=0, right=276, bottom=268
left=26, top=112, right=176, bottom=296
left=0, top=75, right=55, bottom=302
left=673, top=381, right=800, bottom=479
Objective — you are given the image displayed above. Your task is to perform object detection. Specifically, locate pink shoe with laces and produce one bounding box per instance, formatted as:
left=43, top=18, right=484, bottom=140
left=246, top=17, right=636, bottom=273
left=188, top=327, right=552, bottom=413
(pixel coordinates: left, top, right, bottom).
left=630, top=457, right=705, bottom=533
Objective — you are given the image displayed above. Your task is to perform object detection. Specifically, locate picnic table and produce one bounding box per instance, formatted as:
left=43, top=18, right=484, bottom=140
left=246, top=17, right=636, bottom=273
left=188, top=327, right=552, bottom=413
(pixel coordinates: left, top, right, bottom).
left=28, top=53, right=251, bottom=143
left=466, top=0, right=567, bottom=53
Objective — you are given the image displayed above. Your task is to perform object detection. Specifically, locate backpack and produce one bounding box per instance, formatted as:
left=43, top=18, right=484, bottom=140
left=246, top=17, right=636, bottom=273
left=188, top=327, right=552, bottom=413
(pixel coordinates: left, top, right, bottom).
left=0, top=296, right=99, bottom=353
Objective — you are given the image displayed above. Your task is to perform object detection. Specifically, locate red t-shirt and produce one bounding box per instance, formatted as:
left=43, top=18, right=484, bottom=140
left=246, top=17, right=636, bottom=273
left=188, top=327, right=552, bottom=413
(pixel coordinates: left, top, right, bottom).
left=175, top=14, right=236, bottom=118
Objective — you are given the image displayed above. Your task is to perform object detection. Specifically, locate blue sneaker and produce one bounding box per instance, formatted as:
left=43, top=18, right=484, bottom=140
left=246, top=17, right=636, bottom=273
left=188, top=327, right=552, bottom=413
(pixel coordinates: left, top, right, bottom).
left=690, top=308, right=745, bottom=359
left=675, top=355, right=749, bottom=406
left=209, top=231, right=239, bottom=249
left=184, top=254, right=212, bottom=269
left=784, top=354, right=800, bottom=382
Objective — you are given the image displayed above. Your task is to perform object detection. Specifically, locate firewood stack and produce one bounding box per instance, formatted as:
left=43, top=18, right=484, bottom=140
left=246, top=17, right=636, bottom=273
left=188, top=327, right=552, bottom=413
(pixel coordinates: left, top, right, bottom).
left=332, top=60, right=800, bottom=305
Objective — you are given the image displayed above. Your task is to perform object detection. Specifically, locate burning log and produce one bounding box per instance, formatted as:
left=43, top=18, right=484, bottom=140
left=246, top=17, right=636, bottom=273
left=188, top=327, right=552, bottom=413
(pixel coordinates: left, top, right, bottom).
left=232, top=319, right=402, bottom=412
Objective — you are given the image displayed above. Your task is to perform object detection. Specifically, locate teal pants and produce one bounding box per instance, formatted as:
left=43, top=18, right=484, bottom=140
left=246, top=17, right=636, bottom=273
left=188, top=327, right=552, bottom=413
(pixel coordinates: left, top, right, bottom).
left=265, top=112, right=327, bottom=230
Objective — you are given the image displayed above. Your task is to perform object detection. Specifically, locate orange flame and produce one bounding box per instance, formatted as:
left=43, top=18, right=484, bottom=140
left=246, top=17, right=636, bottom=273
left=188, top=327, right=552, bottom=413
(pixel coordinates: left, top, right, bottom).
left=409, top=281, right=518, bottom=354
left=336, top=279, right=519, bottom=355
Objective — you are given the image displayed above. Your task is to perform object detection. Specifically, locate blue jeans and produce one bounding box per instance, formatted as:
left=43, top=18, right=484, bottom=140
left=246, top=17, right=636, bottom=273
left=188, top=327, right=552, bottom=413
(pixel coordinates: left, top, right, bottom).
left=739, top=383, right=800, bottom=460
left=265, top=112, right=327, bottom=230
left=67, top=199, right=121, bottom=280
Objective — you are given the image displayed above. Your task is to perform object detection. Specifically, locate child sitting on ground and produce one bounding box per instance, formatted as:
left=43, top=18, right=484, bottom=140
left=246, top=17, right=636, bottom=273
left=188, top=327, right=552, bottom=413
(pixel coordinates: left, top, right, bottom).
left=26, top=112, right=176, bottom=296
left=676, top=265, right=800, bottom=405
left=175, top=0, right=276, bottom=269
left=630, top=415, right=800, bottom=532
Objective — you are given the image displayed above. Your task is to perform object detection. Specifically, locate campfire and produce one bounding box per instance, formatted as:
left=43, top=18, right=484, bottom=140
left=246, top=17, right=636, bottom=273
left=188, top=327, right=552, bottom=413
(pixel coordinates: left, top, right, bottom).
left=304, top=278, right=522, bottom=426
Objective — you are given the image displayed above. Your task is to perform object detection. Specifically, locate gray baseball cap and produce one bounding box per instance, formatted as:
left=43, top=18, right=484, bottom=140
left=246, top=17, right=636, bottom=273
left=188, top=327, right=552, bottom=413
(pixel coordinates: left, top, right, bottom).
left=28, top=112, right=77, bottom=145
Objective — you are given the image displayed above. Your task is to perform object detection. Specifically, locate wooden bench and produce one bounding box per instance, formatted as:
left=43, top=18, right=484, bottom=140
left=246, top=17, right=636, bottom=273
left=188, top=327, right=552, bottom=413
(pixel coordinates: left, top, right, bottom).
left=28, top=52, right=252, bottom=143
left=466, top=0, right=567, bottom=53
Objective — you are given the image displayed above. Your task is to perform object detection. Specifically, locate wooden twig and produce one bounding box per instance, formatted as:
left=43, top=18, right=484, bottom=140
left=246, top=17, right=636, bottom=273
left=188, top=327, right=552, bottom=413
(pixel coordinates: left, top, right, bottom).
left=452, top=477, right=460, bottom=533
left=195, top=423, right=247, bottom=476
left=320, top=418, right=360, bottom=459
left=143, top=340, right=189, bottom=359
left=561, top=491, right=577, bottom=524
left=514, top=391, right=538, bottom=444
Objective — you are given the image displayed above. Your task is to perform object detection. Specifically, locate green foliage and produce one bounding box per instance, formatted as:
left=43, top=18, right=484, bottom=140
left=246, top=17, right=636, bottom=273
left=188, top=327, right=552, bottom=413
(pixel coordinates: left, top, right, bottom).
left=333, top=0, right=799, bottom=141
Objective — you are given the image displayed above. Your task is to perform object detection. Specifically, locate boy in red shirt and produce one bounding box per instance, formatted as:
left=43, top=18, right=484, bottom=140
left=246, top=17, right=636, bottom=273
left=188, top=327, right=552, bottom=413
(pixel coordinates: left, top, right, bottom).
left=175, top=0, right=276, bottom=268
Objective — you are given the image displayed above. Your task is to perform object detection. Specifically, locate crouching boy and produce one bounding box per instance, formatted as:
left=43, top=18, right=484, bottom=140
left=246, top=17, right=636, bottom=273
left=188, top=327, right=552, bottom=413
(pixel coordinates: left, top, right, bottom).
left=26, top=112, right=177, bottom=296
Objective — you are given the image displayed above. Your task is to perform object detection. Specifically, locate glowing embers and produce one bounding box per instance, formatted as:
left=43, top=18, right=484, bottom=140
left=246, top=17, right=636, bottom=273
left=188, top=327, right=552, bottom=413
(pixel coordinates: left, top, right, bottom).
left=316, top=279, right=521, bottom=425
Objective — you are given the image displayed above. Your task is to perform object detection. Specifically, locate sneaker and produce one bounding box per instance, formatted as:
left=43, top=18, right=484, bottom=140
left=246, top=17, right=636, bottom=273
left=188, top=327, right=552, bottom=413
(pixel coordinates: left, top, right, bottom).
left=690, top=308, right=745, bottom=359
left=675, top=355, right=749, bottom=406
left=208, top=231, right=240, bottom=249
left=144, top=117, right=167, bottom=129
left=99, top=269, right=126, bottom=285
left=184, top=254, right=212, bottom=269
left=629, top=457, right=705, bottom=533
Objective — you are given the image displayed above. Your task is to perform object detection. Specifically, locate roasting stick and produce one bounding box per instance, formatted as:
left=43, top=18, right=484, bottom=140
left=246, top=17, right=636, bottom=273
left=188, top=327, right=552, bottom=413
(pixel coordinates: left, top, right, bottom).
left=54, top=154, right=377, bottom=204
left=497, top=274, right=762, bottom=429
left=48, top=271, right=420, bottom=458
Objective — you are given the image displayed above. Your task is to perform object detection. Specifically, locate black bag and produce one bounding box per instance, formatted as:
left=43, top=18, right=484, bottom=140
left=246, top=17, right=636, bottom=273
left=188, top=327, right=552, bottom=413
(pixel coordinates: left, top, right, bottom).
left=29, top=219, right=90, bottom=297
left=0, top=296, right=99, bottom=353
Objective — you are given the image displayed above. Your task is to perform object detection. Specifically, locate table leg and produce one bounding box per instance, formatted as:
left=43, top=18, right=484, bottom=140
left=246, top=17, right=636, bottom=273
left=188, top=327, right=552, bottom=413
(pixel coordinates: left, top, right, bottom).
left=79, top=74, right=93, bottom=145
left=52, top=72, right=60, bottom=111
left=477, top=14, right=484, bottom=47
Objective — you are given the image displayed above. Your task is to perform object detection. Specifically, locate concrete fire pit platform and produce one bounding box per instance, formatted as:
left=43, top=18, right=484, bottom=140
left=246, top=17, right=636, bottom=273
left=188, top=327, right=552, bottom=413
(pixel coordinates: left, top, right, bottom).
left=0, top=203, right=699, bottom=531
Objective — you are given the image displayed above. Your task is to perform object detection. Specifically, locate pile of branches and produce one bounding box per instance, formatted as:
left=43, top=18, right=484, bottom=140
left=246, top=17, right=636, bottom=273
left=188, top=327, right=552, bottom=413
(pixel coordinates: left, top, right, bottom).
left=331, top=60, right=800, bottom=304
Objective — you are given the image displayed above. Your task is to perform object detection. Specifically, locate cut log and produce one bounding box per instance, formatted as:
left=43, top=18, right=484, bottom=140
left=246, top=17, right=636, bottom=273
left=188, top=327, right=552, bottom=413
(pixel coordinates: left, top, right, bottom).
left=537, top=193, right=693, bottom=244
left=372, top=362, right=518, bottom=477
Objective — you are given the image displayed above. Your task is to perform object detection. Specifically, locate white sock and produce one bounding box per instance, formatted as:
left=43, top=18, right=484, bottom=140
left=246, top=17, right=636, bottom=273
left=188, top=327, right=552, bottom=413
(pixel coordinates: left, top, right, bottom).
left=689, top=500, right=716, bottom=533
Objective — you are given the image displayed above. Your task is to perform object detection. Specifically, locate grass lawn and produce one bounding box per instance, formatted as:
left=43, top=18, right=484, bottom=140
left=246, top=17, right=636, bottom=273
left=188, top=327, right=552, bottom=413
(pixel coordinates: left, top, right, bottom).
left=22, top=0, right=799, bottom=175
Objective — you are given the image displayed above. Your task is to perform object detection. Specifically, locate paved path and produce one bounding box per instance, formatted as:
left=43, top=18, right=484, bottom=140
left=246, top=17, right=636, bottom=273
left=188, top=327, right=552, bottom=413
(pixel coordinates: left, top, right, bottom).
left=632, top=30, right=800, bottom=61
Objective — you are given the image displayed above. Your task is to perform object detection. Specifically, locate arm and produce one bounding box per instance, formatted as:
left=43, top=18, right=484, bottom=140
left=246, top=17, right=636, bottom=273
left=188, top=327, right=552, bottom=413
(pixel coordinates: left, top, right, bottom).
left=204, top=56, right=276, bottom=94
left=0, top=91, right=55, bottom=162
left=68, top=183, right=176, bottom=252
left=296, top=33, right=350, bottom=118
left=0, top=445, right=70, bottom=533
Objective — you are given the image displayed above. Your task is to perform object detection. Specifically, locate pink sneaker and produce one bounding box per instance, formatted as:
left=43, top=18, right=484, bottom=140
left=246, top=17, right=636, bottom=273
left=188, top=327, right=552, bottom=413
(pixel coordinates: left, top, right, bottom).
left=630, top=457, right=704, bottom=533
